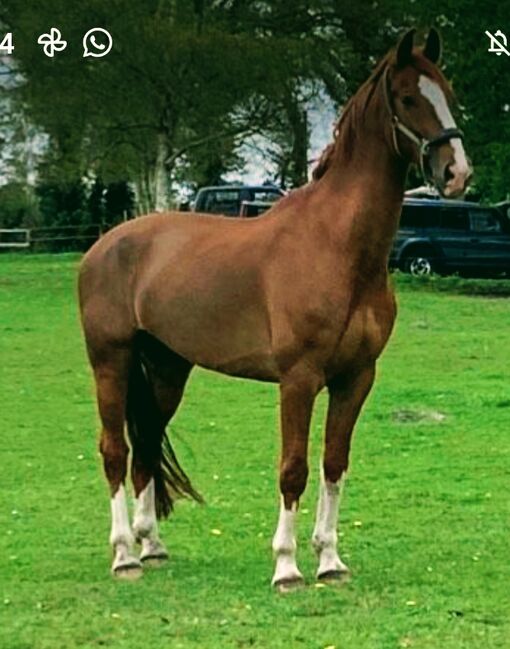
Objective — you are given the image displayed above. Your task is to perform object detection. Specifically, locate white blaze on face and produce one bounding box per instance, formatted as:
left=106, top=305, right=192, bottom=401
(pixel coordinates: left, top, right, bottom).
left=418, top=75, right=471, bottom=195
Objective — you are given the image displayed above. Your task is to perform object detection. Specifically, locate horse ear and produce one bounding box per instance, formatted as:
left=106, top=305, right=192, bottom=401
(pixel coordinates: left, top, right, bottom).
left=396, top=28, right=416, bottom=68
left=423, top=27, right=442, bottom=63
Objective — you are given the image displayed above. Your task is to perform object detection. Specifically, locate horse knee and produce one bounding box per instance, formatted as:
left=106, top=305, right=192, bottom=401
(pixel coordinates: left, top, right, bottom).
left=280, top=456, right=309, bottom=504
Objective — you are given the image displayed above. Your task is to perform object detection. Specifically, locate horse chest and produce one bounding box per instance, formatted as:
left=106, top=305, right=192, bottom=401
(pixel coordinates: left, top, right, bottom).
left=327, top=295, right=396, bottom=375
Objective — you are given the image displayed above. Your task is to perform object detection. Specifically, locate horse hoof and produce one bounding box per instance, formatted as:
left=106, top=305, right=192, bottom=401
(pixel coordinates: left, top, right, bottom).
left=140, top=552, right=169, bottom=568
left=273, top=576, right=305, bottom=594
left=317, top=569, right=351, bottom=585
left=112, top=561, right=143, bottom=581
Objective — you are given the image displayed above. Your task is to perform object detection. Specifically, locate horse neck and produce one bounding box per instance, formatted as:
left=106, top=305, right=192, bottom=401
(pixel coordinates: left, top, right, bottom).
left=310, top=85, right=409, bottom=275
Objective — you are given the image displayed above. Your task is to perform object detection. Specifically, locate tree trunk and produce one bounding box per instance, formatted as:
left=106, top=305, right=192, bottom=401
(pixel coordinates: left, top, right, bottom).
left=154, top=132, right=170, bottom=212
left=286, top=100, right=309, bottom=188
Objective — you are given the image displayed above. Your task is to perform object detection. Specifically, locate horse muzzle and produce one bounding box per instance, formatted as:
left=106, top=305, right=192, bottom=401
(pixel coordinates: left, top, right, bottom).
left=442, top=161, right=473, bottom=198
left=430, top=139, right=473, bottom=199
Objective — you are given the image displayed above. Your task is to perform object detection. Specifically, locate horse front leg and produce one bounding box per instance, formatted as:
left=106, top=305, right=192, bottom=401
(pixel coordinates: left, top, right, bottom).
left=312, top=365, right=375, bottom=583
left=272, top=369, right=322, bottom=592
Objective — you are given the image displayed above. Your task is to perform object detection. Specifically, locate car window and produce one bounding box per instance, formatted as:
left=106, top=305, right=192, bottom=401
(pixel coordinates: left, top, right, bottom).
left=251, top=190, right=282, bottom=203
left=440, top=208, right=469, bottom=231
left=400, top=205, right=440, bottom=228
left=470, top=210, right=502, bottom=233
left=203, top=190, right=240, bottom=215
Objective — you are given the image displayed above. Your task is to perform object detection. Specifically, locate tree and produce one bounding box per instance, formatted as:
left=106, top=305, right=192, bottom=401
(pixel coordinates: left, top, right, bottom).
left=1, top=0, right=316, bottom=209
left=1, top=0, right=508, bottom=217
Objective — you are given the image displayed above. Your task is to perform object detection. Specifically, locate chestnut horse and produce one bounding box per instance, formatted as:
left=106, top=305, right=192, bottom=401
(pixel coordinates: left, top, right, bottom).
left=79, top=29, right=471, bottom=589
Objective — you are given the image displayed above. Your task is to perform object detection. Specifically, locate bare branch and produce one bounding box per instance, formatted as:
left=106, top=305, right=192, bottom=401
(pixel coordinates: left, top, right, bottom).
left=165, top=124, right=265, bottom=167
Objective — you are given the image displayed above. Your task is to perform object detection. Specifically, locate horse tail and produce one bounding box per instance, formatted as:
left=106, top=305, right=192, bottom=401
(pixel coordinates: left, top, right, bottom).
left=125, top=332, right=203, bottom=519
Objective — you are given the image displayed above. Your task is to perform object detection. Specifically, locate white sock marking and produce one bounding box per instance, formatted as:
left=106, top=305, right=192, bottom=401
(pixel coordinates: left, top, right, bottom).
left=312, top=470, right=349, bottom=576
left=272, top=499, right=302, bottom=585
left=110, top=484, right=134, bottom=547
left=133, top=478, right=158, bottom=540
left=418, top=75, right=470, bottom=195
left=110, top=484, right=139, bottom=571
left=133, top=478, right=168, bottom=560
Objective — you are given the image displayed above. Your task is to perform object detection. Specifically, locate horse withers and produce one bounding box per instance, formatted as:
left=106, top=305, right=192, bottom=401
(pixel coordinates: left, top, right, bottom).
left=78, top=28, right=471, bottom=589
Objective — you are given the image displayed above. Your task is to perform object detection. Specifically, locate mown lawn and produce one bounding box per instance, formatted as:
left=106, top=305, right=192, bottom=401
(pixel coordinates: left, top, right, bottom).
left=0, top=254, right=509, bottom=649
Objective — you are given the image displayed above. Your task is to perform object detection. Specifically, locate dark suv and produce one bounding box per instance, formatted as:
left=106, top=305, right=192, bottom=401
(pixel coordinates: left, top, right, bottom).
left=192, top=184, right=284, bottom=216
left=391, top=198, right=510, bottom=276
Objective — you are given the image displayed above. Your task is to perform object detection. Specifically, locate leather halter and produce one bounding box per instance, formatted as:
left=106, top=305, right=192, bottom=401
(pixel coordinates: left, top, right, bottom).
left=382, top=66, right=464, bottom=182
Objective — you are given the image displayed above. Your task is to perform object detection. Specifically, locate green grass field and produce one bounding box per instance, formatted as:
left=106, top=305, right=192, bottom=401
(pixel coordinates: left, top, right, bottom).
left=1, top=254, right=509, bottom=649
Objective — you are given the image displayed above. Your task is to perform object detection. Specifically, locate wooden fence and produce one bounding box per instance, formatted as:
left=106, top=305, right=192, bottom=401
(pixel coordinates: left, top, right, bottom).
left=0, top=224, right=102, bottom=252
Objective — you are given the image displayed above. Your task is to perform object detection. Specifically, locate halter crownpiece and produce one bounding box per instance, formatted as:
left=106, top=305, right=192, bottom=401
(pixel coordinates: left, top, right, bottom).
left=382, top=66, right=464, bottom=182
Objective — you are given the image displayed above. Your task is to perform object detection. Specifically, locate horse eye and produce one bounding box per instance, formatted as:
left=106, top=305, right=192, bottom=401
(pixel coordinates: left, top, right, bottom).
left=402, top=96, right=416, bottom=108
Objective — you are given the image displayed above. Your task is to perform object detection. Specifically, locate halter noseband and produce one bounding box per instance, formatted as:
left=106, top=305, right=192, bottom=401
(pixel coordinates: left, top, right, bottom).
left=382, top=67, right=464, bottom=181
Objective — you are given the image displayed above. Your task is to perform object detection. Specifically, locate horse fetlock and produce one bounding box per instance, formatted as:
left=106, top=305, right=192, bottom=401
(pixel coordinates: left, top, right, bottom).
left=109, top=528, right=135, bottom=549
left=133, top=516, right=154, bottom=540
left=272, top=538, right=296, bottom=557
left=312, top=529, right=337, bottom=553
left=311, top=532, right=324, bottom=555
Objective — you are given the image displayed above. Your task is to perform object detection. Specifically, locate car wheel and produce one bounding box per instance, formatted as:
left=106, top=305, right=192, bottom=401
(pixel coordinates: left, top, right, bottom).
left=404, top=253, right=435, bottom=276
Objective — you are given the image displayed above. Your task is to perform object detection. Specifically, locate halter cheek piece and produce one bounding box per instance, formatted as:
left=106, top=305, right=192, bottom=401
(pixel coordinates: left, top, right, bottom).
left=382, top=67, right=464, bottom=182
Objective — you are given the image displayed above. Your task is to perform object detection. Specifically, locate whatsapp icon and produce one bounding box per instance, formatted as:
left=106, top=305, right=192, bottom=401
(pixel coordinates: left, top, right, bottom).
left=83, top=28, right=113, bottom=58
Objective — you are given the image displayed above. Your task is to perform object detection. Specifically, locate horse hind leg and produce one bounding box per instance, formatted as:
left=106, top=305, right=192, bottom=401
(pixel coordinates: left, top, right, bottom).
left=127, top=332, right=197, bottom=566
left=130, top=372, right=186, bottom=567
left=93, top=345, right=143, bottom=579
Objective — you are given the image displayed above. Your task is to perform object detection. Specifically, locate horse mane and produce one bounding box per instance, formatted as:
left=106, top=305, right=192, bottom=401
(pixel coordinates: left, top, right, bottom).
left=312, top=48, right=452, bottom=181
left=312, top=54, right=391, bottom=181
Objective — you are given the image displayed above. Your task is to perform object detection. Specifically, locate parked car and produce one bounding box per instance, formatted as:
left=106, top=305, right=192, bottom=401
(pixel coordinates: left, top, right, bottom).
left=495, top=200, right=510, bottom=221
left=391, top=198, right=510, bottom=276
left=192, top=184, right=284, bottom=216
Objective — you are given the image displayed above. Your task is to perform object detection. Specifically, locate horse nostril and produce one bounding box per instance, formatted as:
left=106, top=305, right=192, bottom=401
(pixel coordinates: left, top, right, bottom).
left=444, top=164, right=454, bottom=185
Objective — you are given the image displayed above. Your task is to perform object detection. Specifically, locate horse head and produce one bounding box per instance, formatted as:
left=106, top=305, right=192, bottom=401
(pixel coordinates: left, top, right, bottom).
left=385, top=28, right=472, bottom=197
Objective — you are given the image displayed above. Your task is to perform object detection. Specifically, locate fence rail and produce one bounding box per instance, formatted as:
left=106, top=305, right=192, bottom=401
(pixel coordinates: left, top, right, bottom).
left=0, top=224, right=102, bottom=252
left=0, top=228, right=31, bottom=249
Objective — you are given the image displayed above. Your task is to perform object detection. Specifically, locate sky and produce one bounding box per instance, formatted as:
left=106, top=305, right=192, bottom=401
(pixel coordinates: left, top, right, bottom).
left=226, top=91, right=338, bottom=185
